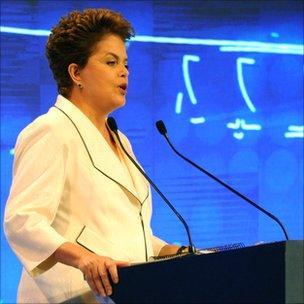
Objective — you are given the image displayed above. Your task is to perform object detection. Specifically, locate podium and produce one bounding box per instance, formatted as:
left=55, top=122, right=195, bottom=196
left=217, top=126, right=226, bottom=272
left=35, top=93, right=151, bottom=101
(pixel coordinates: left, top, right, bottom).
left=111, top=241, right=303, bottom=303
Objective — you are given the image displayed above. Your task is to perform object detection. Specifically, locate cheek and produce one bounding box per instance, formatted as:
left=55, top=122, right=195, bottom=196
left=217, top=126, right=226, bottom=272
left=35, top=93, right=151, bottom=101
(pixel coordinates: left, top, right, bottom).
left=86, top=75, right=107, bottom=89
left=82, top=67, right=114, bottom=92
left=91, top=71, right=112, bottom=85
left=89, top=79, right=114, bottom=98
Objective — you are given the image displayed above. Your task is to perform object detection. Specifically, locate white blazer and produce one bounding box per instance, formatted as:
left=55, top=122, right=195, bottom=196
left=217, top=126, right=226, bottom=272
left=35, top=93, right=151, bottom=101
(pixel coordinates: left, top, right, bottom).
left=4, top=95, right=166, bottom=303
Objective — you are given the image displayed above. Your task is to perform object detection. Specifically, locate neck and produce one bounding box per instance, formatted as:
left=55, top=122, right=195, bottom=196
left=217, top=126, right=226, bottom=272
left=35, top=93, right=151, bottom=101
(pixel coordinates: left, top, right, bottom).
left=68, top=92, right=109, bottom=134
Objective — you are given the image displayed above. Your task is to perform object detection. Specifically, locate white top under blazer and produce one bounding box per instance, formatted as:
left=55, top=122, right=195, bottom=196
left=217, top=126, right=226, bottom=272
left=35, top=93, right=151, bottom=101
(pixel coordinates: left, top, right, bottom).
left=4, top=95, right=166, bottom=303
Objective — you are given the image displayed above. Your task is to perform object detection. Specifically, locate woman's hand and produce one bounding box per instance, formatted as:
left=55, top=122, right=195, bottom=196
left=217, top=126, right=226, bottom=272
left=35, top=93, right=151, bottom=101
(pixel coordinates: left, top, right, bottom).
left=53, top=242, right=130, bottom=298
left=158, top=244, right=181, bottom=256
left=78, top=252, right=129, bottom=297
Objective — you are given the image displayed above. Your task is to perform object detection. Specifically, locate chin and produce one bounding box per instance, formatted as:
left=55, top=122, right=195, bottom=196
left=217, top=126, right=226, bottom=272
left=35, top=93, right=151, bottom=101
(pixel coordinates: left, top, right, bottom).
left=111, top=98, right=126, bottom=112
left=117, top=96, right=126, bottom=107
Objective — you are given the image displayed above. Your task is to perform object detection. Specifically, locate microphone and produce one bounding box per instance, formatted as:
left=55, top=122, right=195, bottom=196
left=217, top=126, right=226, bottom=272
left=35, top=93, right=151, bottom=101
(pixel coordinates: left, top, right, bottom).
left=155, top=120, right=289, bottom=241
left=107, top=117, right=196, bottom=254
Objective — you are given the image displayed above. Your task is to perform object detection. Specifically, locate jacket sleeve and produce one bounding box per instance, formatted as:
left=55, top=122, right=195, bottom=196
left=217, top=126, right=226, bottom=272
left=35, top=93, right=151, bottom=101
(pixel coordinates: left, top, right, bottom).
left=4, top=121, right=69, bottom=277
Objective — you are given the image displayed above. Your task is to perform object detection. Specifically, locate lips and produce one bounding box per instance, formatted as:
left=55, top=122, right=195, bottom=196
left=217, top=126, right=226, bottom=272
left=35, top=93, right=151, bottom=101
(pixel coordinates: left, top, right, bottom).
left=119, top=84, right=127, bottom=90
left=118, top=84, right=127, bottom=94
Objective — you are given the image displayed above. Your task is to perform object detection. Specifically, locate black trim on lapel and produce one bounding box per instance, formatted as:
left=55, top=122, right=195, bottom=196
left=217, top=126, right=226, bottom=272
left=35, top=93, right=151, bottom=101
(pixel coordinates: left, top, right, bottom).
left=53, top=101, right=149, bottom=205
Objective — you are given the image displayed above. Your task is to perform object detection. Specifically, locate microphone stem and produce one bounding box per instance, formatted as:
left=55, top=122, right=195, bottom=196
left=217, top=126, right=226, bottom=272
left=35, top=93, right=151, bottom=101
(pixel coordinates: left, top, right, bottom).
left=113, top=131, right=196, bottom=253
left=164, top=134, right=289, bottom=241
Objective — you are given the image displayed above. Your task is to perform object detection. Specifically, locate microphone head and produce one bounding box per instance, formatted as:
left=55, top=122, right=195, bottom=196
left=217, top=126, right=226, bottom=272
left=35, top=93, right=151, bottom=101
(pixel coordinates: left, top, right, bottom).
left=155, top=120, right=167, bottom=135
left=107, top=117, right=118, bottom=132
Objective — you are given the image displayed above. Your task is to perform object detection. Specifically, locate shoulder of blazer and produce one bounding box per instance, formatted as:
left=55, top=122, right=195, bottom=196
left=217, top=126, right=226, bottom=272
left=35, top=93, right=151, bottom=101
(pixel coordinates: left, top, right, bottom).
left=15, top=108, right=77, bottom=158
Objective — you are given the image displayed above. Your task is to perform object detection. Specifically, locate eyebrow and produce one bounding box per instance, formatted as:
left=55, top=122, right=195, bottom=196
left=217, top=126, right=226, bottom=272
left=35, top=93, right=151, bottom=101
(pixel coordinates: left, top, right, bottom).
left=104, top=52, right=128, bottom=62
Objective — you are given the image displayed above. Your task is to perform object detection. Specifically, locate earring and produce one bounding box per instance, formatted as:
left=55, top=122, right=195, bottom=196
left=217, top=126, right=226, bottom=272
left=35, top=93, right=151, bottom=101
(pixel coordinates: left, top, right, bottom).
left=77, top=83, right=83, bottom=89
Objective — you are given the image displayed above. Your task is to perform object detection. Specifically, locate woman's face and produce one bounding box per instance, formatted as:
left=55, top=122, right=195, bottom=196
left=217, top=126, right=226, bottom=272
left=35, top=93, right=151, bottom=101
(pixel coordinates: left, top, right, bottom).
left=79, top=34, right=129, bottom=115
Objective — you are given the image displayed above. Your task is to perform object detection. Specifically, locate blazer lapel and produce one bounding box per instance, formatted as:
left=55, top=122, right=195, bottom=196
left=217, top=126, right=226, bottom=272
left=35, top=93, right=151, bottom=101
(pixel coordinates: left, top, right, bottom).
left=54, top=95, right=143, bottom=203
left=113, top=133, right=150, bottom=204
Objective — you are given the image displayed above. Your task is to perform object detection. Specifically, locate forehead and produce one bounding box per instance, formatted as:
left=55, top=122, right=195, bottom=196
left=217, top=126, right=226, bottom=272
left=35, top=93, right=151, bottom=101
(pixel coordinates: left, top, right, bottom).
left=92, top=34, right=127, bottom=58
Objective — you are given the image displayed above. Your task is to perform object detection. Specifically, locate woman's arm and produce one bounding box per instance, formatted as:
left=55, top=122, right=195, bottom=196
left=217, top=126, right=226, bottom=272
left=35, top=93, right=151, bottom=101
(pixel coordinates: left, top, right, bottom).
left=54, top=242, right=129, bottom=297
left=158, top=244, right=181, bottom=256
left=4, top=124, right=70, bottom=276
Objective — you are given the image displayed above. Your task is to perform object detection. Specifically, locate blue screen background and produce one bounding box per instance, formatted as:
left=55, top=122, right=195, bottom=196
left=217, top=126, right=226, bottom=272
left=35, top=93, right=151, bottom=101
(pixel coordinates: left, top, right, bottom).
left=1, top=1, right=303, bottom=302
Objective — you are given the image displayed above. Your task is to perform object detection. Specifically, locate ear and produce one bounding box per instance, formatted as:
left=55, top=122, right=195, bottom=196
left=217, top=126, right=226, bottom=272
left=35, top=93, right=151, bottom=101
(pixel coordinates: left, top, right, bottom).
left=68, top=63, right=82, bottom=85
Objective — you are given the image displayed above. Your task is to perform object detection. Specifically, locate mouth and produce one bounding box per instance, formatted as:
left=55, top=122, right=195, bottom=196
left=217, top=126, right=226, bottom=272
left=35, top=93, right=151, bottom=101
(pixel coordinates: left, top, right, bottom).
left=118, top=84, right=127, bottom=94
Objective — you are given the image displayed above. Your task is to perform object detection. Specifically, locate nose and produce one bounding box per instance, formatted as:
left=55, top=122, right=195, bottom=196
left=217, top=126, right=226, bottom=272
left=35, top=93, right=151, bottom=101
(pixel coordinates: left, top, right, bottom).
left=119, top=64, right=129, bottom=78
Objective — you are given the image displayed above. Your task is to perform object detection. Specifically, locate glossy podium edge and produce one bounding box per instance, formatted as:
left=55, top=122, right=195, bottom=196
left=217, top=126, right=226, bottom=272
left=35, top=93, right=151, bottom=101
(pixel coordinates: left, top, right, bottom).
left=110, top=240, right=303, bottom=303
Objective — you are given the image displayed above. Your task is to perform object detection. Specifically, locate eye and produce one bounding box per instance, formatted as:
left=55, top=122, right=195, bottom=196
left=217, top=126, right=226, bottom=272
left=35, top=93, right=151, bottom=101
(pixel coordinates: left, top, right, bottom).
left=107, top=60, right=117, bottom=66
left=125, top=64, right=129, bottom=70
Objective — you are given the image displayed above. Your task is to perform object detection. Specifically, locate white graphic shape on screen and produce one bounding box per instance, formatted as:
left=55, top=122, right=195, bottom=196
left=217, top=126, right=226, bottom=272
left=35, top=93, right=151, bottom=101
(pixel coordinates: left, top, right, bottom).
left=226, top=57, right=262, bottom=140
left=284, top=125, right=304, bottom=138
left=175, top=55, right=206, bottom=124
left=227, top=118, right=262, bottom=140
left=237, top=57, right=256, bottom=113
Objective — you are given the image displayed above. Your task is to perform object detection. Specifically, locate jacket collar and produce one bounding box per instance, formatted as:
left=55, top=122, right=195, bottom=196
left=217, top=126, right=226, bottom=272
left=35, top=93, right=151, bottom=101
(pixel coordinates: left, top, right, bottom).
left=54, top=95, right=149, bottom=204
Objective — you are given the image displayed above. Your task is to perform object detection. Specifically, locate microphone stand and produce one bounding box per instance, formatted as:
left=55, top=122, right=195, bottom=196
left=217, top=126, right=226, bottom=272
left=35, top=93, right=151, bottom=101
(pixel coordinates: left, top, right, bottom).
left=156, top=120, right=289, bottom=241
left=107, top=117, right=196, bottom=254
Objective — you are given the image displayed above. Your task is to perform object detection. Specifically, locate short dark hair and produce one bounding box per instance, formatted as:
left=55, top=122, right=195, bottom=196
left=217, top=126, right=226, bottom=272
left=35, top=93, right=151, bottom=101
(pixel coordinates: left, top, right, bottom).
left=46, top=8, right=134, bottom=97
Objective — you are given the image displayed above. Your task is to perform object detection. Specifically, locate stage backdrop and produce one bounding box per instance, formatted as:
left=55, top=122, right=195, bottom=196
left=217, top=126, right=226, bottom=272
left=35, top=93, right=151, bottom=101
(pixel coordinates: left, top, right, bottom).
left=1, top=0, right=303, bottom=302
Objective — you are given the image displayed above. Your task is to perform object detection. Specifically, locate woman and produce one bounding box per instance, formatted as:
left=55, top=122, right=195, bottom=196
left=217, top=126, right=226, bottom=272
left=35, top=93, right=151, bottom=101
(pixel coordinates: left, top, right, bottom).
left=4, top=8, right=183, bottom=303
